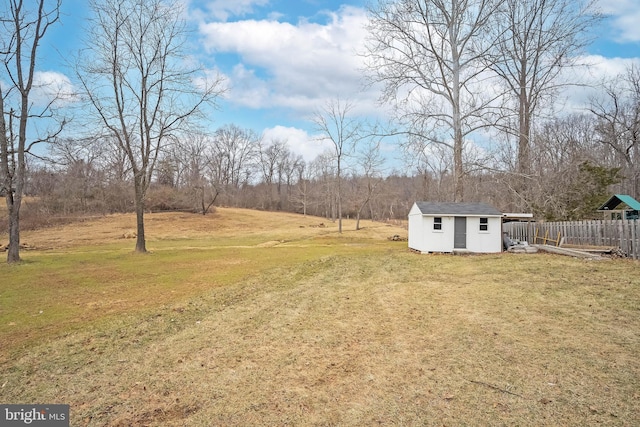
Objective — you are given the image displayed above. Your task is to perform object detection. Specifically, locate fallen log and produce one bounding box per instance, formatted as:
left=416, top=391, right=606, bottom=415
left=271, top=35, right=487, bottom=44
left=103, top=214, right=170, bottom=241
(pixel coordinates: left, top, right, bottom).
left=533, top=244, right=605, bottom=260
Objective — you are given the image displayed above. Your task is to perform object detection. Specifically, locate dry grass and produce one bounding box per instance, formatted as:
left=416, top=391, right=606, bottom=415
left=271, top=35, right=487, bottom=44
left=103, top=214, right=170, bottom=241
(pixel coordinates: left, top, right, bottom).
left=1, top=209, right=639, bottom=426
left=14, top=208, right=373, bottom=249
left=0, top=210, right=398, bottom=358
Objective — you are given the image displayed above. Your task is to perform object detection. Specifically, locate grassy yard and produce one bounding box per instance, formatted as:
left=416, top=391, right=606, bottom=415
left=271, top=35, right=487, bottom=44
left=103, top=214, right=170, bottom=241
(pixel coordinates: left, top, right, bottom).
left=1, top=209, right=639, bottom=426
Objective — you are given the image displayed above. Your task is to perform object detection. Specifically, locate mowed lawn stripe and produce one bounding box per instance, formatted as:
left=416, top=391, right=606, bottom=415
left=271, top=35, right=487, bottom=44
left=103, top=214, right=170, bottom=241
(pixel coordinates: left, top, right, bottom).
left=1, top=210, right=638, bottom=426
left=0, top=233, right=390, bottom=362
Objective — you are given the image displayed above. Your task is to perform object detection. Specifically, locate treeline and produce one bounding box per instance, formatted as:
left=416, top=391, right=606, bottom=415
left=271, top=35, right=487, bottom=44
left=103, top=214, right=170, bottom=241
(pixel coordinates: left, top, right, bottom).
left=23, top=101, right=636, bottom=229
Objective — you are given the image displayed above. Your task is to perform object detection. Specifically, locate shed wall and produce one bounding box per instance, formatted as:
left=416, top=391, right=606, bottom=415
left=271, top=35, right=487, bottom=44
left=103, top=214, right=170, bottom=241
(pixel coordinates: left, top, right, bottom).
left=427, top=216, right=455, bottom=252
left=465, top=217, right=502, bottom=253
left=407, top=207, right=425, bottom=251
left=408, top=208, right=502, bottom=253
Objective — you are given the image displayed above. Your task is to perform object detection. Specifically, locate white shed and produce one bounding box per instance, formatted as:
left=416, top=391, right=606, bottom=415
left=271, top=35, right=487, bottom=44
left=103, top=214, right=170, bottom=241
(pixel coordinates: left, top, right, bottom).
left=408, top=202, right=503, bottom=253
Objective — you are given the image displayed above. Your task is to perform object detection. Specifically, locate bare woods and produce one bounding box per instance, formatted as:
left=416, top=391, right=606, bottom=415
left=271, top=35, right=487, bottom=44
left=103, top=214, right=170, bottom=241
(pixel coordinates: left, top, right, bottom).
left=25, top=98, right=639, bottom=228
left=3, top=0, right=639, bottom=250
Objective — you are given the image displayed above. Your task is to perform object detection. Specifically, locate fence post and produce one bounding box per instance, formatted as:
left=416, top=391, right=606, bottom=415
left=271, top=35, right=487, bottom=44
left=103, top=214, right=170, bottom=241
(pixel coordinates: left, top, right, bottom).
left=506, top=220, right=638, bottom=257
left=633, top=221, right=638, bottom=260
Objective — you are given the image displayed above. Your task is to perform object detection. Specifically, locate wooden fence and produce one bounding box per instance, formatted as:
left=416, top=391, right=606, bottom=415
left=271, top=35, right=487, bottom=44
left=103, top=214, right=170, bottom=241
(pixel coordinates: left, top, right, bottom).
left=503, top=220, right=639, bottom=260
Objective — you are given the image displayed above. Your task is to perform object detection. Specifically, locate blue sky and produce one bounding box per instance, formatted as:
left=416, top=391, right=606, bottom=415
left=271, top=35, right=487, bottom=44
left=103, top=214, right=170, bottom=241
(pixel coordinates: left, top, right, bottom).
left=35, top=0, right=640, bottom=165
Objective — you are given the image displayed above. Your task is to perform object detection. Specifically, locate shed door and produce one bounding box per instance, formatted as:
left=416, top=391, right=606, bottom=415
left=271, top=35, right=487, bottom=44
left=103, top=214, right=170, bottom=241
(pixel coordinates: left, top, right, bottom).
left=454, top=217, right=467, bottom=249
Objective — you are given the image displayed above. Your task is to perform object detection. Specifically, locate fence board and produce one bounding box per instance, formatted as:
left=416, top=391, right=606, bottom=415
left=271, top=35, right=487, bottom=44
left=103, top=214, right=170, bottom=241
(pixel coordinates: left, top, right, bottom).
left=503, top=220, right=639, bottom=259
left=632, top=222, right=636, bottom=259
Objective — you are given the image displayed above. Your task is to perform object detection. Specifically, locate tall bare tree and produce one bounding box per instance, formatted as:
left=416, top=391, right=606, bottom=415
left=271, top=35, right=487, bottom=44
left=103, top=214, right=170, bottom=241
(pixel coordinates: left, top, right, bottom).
left=313, top=98, right=362, bottom=233
left=364, top=0, right=501, bottom=201
left=76, top=0, right=224, bottom=252
left=589, top=65, right=640, bottom=197
left=491, top=0, right=599, bottom=206
left=0, top=0, right=63, bottom=263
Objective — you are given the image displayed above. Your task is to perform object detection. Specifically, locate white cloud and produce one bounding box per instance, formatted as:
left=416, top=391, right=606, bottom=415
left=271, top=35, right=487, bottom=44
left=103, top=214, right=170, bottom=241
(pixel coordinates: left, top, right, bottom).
left=261, top=125, right=332, bottom=162
left=226, top=63, right=271, bottom=108
left=614, top=14, right=640, bottom=43
left=558, top=55, right=640, bottom=111
left=192, top=67, right=230, bottom=96
left=596, top=0, right=640, bottom=42
left=197, top=2, right=640, bottom=154
left=191, top=0, right=270, bottom=22
left=581, top=54, right=638, bottom=78
left=199, top=6, right=378, bottom=115
left=31, top=71, right=78, bottom=107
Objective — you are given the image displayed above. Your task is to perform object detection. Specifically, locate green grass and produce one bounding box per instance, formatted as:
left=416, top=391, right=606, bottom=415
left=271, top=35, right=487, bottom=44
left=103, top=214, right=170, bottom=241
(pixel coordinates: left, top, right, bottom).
left=0, top=212, right=639, bottom=426
left=1, top=235, right=379, bottom=361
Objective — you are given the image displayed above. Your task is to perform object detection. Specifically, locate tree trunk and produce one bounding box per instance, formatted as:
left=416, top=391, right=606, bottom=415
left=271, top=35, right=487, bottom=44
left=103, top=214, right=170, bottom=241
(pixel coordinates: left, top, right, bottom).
left=451, top=37, right=464, bottom=202
left=518, top=89, right=531, bottom=176
left=337, top=189, right=343, bottom=233
left=355, top=198, right=367, bottom=230
left=452, top=83, right=464, bottom=201
left=3, top=105, right=28, bottom=263
left=453, top=126, right=464, bottom=202
left=0, top=93, right=19, bottom=263
left=517, top=88, right=531, bottom=211
left=134, top=182, right=147, bottom=253
left=337, top=158, right=343, bottom=233
left=5, top=193, right=21, bottom=263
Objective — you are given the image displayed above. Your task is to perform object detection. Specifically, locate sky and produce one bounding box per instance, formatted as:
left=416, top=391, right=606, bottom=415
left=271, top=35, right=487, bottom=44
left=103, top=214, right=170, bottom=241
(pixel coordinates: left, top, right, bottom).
left=35, top=0, right=640, bottom=168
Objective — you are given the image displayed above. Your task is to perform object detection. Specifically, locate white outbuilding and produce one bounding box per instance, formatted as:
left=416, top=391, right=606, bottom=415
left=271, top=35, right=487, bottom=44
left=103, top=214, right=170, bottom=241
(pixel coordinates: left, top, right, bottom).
left=408, top=202, right=503, bottom=254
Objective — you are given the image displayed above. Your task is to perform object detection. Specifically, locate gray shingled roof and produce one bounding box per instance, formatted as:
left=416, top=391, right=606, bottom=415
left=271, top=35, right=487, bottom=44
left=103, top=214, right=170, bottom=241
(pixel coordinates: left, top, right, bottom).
left=415, top=202, right=501, bottom=216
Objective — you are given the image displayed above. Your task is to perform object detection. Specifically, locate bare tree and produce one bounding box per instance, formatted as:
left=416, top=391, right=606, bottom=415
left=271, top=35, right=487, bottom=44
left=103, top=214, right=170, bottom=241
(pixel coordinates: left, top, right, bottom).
left=313, top=98, right=363, bottom=233
left=525, top=114, right=620, bottom=219
left=278, top=151, right=304, bottom=211
left=0, top=0, right=64, bottom=263
left=419, top=143, right=455, bottom=202
left=209, top=124, right=259, bottom=193
left=171, top=132, right=219, bottom=214
left=49, top=137, right=107, bottom=213
left=364, top=0, right=501, bottom=201
left=258, top=138, right=287, bottom=208
left=589, top=65, right=640, bottom=197
left=259, top=139, right=286, bottom=187
left=491, top=0, right=599, bottom=206
left=76, top=0, right=224, bottom=252
left=309, top=152, right=338, bottom=220
left=353, top=137, right=385, bottom=230
left=290, top=160, right=310, bottom=216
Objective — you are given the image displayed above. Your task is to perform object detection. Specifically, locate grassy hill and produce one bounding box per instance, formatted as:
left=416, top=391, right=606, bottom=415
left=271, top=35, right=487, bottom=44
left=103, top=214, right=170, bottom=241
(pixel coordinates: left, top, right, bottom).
left=1, top=209, right=638, bottom=426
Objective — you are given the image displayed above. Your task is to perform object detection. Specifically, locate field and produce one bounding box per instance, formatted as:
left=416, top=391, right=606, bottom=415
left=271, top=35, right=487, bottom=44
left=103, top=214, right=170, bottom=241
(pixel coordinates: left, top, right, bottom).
left=1, top=209, right=639, bottom=426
